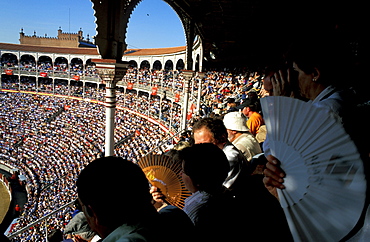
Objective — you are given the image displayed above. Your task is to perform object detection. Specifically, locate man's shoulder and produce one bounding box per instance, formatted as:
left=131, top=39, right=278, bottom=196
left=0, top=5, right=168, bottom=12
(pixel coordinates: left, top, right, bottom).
left=237, top=132, right=257, bottom=140
left=223, top=142, right=248, bottom=161
left=251, top=111, right=263, bottom=119
left=103, top=223, right=154, bottom=242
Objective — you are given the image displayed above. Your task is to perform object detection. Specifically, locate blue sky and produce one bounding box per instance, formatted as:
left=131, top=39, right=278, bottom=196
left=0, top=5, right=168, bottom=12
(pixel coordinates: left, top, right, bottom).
left=0, top=0, right=186, bottom=49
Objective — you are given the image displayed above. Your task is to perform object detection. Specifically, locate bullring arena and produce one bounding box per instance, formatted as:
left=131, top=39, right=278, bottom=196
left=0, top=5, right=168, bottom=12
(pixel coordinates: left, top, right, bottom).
left=0, top=39, right=263, bottom=240
left=1, top=0, right=369, bottom=240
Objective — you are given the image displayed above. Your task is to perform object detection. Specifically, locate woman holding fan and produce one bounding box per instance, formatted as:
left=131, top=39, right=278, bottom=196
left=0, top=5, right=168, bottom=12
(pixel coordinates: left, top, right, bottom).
left=262, top=29, right=369, bottom=241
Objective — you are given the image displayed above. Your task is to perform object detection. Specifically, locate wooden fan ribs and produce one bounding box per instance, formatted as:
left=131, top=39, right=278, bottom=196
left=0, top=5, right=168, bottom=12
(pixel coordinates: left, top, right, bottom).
left=138, top=154, right=191, bottom=209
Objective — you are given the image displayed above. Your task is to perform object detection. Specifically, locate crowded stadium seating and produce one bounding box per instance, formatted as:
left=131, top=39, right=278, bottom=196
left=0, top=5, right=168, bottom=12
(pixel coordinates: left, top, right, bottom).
left=0, top=65, right=262, bottom=240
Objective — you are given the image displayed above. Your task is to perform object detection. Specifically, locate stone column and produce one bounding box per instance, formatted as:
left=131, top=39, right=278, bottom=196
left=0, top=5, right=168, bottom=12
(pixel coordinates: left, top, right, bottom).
left=196, top=72, right=205, bottom=116
left=181, top=70, right=195, bottom=131
left=93, top=59, right=129, bottom=157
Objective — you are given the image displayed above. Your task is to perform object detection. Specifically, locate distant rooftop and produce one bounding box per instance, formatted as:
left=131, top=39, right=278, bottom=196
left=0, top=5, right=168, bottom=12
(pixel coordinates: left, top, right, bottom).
left=123, top=46, right=186, bottom=56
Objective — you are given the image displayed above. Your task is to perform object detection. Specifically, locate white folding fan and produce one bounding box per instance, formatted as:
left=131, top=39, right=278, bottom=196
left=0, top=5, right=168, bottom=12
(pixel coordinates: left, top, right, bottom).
left=261, top=96, right=367, bottom=242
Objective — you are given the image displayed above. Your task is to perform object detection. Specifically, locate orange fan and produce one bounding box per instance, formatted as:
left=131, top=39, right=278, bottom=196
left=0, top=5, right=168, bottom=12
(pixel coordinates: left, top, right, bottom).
left=137, top=154, right=191, bottom=209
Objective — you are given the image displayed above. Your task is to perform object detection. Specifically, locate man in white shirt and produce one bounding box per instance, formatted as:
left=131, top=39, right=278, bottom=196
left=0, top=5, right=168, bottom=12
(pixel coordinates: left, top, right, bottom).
left=223, top=111, right=262, bottom=162
left=191, top=117, right=249, bottom=191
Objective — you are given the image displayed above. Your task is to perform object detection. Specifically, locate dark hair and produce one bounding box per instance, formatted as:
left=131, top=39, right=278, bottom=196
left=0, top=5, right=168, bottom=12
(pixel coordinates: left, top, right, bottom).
left=179, top=143, right=229, bottom=194
left=77, top=156, right=154, bottom=228
left=47, top=229, right=63, bottom=242
left=192, top=117, right=228, bottom=144
left=226, top=98, right=235, bottom=104
left=242, top=99, right=258, bottom=112
left=284, top=30, right=351, bottom=87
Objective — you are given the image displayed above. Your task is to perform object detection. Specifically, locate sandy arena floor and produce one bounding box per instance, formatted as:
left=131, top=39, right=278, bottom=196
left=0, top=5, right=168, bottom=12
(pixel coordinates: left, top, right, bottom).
left=0, top=181, right=11, bottom=224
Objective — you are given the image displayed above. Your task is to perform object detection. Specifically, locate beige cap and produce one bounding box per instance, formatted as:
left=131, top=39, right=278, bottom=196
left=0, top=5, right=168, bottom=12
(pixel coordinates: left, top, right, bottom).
left=223, top=111, right=249, bottom=132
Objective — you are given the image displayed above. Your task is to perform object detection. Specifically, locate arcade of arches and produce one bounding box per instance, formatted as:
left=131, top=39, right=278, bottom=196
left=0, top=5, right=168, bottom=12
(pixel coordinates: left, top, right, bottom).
left=0, top=45, right=187, bottom=73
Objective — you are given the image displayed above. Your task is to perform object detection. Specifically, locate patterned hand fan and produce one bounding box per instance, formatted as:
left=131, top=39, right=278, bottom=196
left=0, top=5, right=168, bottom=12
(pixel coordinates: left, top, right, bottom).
left=261, top=96, right=367, bottom=242
left=137, top=154, right=191, bottom=209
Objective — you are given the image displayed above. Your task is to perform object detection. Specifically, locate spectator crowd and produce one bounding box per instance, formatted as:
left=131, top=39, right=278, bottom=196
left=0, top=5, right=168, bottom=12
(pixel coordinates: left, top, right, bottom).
left=0, top=65, right=268, bottom=240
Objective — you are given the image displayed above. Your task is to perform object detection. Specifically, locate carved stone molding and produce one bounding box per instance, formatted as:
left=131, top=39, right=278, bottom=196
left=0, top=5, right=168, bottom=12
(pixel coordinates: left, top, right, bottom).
left=92, top=59, right=130, bottom=83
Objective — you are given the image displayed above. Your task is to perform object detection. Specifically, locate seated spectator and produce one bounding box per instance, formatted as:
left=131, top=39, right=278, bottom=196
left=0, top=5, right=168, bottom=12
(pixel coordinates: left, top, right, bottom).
left=150, top=186, right=195, bottom=242
left=47, top=229, right=64, bottom=242
left=190, top=119, right=292, bottom=241
left=63, top=211, right=100, bottom=242
left=179, top=143, right=229, bottom=214
left=223, top=111, right=262, bottom=162
left=178, top=143, right=240, bottom=241
left=225, top=97, right=238, bottom=113
left=246, top=89, right=261, bottom=112
left=237, top=99, right=265, bottom=136
left=255, top=124, right=267, bottom=147
left=76, top=156, right=159, bottom=241
left=191, top=117, right=249, bottom=194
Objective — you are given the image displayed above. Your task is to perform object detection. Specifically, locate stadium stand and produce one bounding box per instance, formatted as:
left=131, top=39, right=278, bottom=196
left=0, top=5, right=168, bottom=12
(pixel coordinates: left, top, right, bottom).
left=1, top=64, right=263, bottom=240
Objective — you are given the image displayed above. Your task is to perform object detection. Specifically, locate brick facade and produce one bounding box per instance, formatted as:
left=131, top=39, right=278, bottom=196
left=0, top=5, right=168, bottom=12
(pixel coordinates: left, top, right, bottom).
left=19, top=28, right=94, bottom=48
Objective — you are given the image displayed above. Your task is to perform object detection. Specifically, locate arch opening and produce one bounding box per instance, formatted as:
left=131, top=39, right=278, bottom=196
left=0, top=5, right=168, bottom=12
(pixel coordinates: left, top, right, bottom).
left=125, top=0, right=185, bottom=49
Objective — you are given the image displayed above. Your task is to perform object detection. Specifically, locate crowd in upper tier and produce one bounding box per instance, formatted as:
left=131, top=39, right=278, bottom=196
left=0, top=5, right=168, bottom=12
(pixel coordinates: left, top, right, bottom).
left=0, top=92, right=170, bottom=241
left=0, top=65, right=266, bottom=241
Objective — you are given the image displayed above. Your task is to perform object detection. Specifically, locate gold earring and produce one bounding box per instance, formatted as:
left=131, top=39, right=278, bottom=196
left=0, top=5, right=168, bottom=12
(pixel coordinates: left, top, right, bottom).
left=312, top=78, right=316, bottom=82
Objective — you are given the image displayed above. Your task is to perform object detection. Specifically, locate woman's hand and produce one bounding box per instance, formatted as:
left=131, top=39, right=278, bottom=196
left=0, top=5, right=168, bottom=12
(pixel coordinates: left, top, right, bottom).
left=272, top=67, right=302, bottom=99
left=150, top=186, right=167, bottom=210
left=263, top=155, right=286, bottom=199
left=272, top=69, right=293, bottom=97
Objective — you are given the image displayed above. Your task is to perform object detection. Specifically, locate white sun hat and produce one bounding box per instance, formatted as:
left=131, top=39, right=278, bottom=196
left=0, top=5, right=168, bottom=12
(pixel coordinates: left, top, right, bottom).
left=223, top=111, right=249, bottom=132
